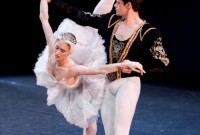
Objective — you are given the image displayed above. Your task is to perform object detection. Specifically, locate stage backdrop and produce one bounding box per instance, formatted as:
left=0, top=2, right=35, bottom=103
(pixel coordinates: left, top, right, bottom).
left=1, top=0, right=199, bottom=86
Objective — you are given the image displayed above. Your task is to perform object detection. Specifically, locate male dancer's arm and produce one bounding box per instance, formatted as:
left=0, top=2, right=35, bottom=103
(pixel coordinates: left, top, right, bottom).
left=93, top=0, right=115, bottom=14
left=48, top=0, right=111, bottom=29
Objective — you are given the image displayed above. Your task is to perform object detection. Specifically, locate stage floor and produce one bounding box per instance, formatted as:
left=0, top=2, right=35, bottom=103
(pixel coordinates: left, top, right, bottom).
left=0, top=75, right=199, bottom=135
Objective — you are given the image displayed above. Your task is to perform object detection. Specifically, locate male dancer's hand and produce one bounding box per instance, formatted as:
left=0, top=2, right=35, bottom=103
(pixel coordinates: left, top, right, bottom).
left=121, top=60, right=146, bottom=76
left=47, top=0, right=51, bottom=3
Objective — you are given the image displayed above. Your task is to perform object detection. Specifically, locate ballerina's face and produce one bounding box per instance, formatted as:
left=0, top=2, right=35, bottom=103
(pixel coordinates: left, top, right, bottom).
left=54, top=41, right=71, bottom=61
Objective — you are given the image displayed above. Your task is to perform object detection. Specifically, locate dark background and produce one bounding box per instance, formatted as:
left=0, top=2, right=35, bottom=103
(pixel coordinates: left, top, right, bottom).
left=2, top=0, right=199, bottom=87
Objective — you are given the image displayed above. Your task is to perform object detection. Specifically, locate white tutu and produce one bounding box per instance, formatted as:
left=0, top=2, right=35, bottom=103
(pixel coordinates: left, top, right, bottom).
left=34, top=18, right=107, bottom=128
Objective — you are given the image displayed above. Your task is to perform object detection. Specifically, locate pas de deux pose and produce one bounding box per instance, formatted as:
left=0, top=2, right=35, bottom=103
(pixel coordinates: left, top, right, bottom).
left=48, top=0, right=170, bottom=134
left=34, top=0, right=145, bottom=135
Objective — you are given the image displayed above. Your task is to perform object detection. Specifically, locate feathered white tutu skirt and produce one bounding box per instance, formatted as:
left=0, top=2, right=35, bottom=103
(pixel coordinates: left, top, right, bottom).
left=34, top=18, right=107, bottom=128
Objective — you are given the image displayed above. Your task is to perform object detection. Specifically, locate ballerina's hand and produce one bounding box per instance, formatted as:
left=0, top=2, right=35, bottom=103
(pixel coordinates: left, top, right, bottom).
left=122, top=60, right=146, bottom=76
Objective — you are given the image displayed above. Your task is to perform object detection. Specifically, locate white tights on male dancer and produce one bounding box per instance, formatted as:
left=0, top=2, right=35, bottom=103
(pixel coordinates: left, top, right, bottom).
left=101, top=77, right=141, bottom=135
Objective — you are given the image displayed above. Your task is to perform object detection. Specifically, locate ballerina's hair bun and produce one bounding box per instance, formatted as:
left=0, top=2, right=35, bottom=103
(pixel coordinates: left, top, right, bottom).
left=57, top=32, right=77, bottom=53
